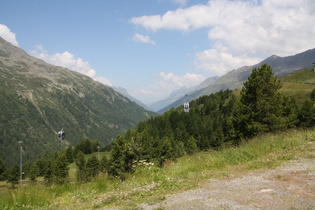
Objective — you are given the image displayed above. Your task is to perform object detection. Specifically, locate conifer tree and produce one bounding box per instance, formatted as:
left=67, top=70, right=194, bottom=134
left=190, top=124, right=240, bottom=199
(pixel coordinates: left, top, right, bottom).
left=65, top=145, right=74, bottom=164
left=0, top=159, right=7, bottom=181
left=44, top=159, right=53, bottom=184
left=298, top=98, right=315, bottom=127
left=233, top=64, right=297, bottom=140
left=86, top=156, right=100, bottom=180
left=75, top=151, right=86, bottom=171
left=164, top=121, right=174, bottom=139
left=7, top=165, right=19, bottom=188
left=158, top=136, right=174, bottom=167
left=108, top=135, right=126, bottom=176
left=311, top=89, right=315, bottom=102
left=75, top=151, right=87, bottom=182
left=53, top=154, right=69, bottom=184
left=28, top=163, right=38, bottom=182
left=186, top=136, right=198, bottom=154
left=100, top=155, right=108, bottom=173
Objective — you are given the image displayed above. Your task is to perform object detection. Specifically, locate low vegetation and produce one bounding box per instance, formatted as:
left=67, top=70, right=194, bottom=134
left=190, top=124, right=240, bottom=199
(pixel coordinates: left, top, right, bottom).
left=0, top=128, right=314, bottom=209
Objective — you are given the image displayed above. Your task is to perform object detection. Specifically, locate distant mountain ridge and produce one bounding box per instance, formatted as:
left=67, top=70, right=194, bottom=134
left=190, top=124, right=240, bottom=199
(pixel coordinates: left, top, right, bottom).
left=159, top=48, right=315, bottom=113
left=112, top=86, right=149, bottom=110
left=149, top=76, right=219, bottom=112
left=148, top=86, right=194, bottom=112
left=0, top=37, right=155, bottom=166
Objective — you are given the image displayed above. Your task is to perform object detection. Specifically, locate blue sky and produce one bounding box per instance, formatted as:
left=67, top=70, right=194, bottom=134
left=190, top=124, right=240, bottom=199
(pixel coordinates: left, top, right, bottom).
left=1, top=0, right=315, bottom=104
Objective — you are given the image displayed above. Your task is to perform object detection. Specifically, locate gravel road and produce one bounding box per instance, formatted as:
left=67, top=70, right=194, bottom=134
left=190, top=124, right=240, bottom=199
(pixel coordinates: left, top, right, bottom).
left=139, top=143, right=315, bottom=210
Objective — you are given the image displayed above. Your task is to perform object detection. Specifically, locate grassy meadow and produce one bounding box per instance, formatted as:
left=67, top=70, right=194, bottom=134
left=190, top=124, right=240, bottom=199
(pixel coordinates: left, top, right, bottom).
left=280, top=68, right=315, bottom=105
left=0, top=128, right=314, bottom=209
left=281, top=68, right=315, bottom=84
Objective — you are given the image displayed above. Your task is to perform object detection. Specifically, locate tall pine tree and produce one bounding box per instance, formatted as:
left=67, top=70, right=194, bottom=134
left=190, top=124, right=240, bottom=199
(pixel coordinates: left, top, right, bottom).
left=299, top=98, right=315, bottom=127
left=53, top=154, right=69, bottom=184
left=108, top=135, right=126, bottom=177
left=85, top=156, right=100, bottom=180
left=233, top=64, right=297, bottom=140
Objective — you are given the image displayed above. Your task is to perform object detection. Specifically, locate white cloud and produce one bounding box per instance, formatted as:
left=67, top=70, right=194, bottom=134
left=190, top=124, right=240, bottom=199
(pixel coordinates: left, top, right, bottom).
left=0, top=24, right=19, bottom=46
left=94, top=76, right=112, bottom=86
left=130, top=4, right=213, bottom=31
left=195, top=49, right=261, bottom=76
left=131, top=0, right=315, bottom=75
left=132, top=72, right=205, bottom=103
left=158, top=72, right=205, bottom=88
left=132, top=33, right=156, bottom=45
left=31, top=45, right=112, bottom=86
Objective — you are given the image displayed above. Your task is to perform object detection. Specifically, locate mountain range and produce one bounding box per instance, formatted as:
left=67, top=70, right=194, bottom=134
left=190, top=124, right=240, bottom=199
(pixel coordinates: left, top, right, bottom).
left=0, top=37, right=155, bottom=166
left=157, top=48, right=315, bottom=113
left=1, top=33, right=315, bottom=166
left=112, top=86, right=149, bottom=110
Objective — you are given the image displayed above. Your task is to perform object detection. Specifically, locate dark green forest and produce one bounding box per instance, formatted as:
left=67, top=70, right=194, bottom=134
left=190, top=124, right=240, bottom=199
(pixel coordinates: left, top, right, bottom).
left=0, top=64, right=314, bottom=184
left=107, top=64, right=314, bottom=177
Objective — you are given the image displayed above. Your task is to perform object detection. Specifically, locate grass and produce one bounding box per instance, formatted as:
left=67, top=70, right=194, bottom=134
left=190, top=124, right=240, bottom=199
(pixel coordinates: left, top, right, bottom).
left=281, top=68, right=315, bottom=84
left=0, top=128, right=314, bottom=209
left=68, top=151, right=110, bottom=180
left=280, top=82, right=315, bottom=105
left=280, top=68, right=315, bottom=105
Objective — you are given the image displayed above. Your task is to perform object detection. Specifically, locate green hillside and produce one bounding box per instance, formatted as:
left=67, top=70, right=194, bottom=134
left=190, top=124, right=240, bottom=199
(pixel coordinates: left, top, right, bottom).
left=228, top=68, right=315, bottom=104
left=280, top=68, right=315, bottom=105
left=0, top=37, right=155, bottom=167
left=281, top=68, right=315, bottom=84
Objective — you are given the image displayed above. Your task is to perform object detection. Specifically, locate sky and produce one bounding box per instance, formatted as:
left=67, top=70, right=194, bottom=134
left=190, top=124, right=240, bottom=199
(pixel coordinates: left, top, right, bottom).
left=1, top=0, right=315, bottom=104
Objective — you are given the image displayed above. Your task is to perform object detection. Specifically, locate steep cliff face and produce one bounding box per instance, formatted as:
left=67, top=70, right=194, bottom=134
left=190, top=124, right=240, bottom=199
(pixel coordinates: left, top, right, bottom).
left=0, top=37, right=154, bottom=166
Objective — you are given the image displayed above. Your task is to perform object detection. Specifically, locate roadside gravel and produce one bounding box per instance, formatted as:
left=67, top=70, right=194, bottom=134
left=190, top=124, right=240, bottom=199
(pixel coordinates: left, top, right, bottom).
left=139, top=143, right=315, bottom=210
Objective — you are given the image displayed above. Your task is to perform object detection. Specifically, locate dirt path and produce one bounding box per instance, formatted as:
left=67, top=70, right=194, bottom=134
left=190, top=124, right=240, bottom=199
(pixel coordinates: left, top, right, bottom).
left=139, top=143, right=315, bottom=210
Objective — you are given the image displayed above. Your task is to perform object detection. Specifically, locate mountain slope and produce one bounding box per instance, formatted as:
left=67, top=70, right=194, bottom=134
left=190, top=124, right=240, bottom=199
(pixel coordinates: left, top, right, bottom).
left=0, top=37, right=155, bottom=166
left=280, top=68, right=315, bottom=105
left=160, top=49, right=315, bottom=113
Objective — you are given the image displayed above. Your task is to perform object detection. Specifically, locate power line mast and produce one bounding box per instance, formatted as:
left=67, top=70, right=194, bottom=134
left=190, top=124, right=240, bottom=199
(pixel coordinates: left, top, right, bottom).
left=19, top=141, right=23, bottom=185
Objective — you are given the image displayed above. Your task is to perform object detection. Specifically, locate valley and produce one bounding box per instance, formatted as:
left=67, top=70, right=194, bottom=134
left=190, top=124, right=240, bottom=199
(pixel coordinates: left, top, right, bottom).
left=0, top=35, right=315, bottom=210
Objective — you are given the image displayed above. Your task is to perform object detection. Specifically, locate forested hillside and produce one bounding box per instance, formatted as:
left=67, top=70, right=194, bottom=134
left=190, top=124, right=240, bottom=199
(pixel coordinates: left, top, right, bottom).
left=0, top=37, right=155, bottom=167
left=107, top=64, right=315, bottom=177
